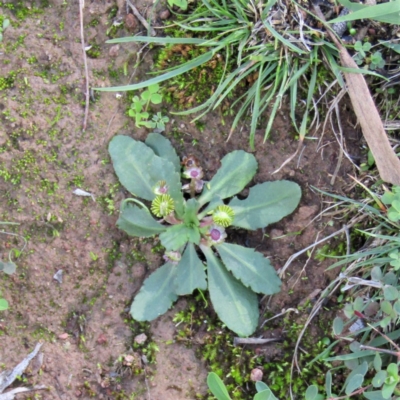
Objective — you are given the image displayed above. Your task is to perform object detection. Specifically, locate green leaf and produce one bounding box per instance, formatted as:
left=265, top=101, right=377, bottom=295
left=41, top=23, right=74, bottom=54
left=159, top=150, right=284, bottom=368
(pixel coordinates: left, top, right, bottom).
left=175, top=243, right=207, bottom=295
left=345, top=374, right=364, bottom=395
left=216, top=243, right=281, bottom=295
left=160, top=224, right=194, bottom=251
left=117, top=203, right=167, bottom=237
left=151, top=93, right=163, bottom=104
left=0, top=298, right=8, bottom=311
left=0, top=261, right=17, bottom=275
left=145, top=132, right=181, bottom=173
left=184, top=199, right=200, bottom=227
left=305, top=385, right=319, bottom=400
left=384, top=285, right=398, bottom=301
left=130, top=263, right=178, bottom=321
left=109, top=135, right=184, bottom=217
left=254, top=390, right=278, bottom=400
left=106, top=36, right=211, bottom=45
left=325, top=371, right=332, bottom=397
left=202, top=246, right=258, bottom=336
left=333, top=0, right=400, bottom=24
left=364, top=391, right=389, bottom=400
left=148, top=84, right=160, bottom=94
left=332, top=317, right=344, bottom=335
left=207, top=372, right=232, bottom=400
left=255, top=382, right=269, bottom=393
left=229, top=181, right=301, bottom=230
left=94, top=51, right=214, bottom=92
left=372, top=370, right=387, bottom=387
left=198, top=151, right=257, bottom=206
left=374, top=353, right=382, bottom=372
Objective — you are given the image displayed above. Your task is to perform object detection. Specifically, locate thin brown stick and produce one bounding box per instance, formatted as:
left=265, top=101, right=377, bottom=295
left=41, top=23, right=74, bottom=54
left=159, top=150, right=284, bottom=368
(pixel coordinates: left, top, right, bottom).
left=313, top=4, right=400, bottom=185
left=79, top=0, right=90, bottom=133
left=126, top=0, right=156, bottom=36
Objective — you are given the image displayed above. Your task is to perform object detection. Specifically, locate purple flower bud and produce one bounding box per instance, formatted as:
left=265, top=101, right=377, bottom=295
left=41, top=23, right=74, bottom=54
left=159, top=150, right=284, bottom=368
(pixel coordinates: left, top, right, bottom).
left=208, top=225, right=227, bottom=244
left=182, top=167, right=204, bottom=180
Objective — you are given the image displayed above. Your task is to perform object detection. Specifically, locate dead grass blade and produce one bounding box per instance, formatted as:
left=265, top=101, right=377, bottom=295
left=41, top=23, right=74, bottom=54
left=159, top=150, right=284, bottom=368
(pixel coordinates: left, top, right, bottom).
left=313, top=5, right=400, bottom=185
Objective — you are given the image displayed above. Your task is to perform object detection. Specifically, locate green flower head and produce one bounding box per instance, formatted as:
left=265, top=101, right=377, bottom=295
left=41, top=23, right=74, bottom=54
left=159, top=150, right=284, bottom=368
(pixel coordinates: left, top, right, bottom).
left=151, top=194, right=175, bottom=217
left=212, top=205, right=235, bottom=227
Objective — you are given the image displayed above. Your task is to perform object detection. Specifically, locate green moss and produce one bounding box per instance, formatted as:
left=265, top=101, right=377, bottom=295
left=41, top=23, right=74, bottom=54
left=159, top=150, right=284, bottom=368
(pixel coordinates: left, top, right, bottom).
left=86, top=43, right=102, bottom=59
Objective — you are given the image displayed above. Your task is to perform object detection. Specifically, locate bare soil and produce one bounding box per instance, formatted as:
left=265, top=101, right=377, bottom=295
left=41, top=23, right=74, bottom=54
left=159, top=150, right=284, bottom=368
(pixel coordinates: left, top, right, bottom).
left=0, top=1, right=364, bottom=399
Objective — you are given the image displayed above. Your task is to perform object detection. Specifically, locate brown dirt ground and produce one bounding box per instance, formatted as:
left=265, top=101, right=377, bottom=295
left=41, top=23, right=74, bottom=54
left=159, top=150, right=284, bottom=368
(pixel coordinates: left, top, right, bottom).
left=0, top=1, right=366, bottom=399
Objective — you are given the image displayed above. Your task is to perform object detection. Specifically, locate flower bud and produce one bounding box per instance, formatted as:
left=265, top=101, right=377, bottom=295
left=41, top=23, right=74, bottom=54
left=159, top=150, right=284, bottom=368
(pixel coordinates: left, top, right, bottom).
left=151, top=194, right=175, bottom=217
left=153, top=180, right=169, bottom=195
left=211, top=205, right=235, bottom=227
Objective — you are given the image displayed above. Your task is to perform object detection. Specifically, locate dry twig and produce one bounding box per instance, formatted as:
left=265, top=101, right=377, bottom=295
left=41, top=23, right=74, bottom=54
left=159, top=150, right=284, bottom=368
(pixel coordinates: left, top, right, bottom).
left=313, top=4, right=400, bottom=185
left=79, top=0, right=90, bottom=132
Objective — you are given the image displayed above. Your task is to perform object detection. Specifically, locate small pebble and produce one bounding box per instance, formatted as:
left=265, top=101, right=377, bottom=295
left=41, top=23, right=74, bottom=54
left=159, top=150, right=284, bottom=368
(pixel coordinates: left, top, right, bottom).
left=250, top=368, right=263, bottom=382
left=58, top=333, right=69, bottom=340
left=159, top=9, right=171, bottom=20
left=134, top=333, right=147, bottom=344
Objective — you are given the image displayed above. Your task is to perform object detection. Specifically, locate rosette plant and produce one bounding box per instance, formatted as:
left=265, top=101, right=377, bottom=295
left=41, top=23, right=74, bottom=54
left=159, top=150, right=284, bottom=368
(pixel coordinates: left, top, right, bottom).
left=109, top=133, right=301, bottom=336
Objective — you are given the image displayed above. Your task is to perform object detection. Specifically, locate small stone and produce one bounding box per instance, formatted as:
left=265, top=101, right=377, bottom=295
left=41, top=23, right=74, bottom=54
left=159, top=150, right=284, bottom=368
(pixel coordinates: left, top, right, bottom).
left=250, top=368, right=263, bottom=382
left=109, top=45, right=120, bottom=58
left=125, top=13, right=138, bottom=31
left=134, top=333, right=147, bottom=344
left=58, top=333, right=69, bottom=340
left=75, top=390, right=82, bottom=397
left=159, top=9, right=171, bottom=20
left=97, top=333, right=108, bottom=345
left=123, top=354, right=135, bottom=366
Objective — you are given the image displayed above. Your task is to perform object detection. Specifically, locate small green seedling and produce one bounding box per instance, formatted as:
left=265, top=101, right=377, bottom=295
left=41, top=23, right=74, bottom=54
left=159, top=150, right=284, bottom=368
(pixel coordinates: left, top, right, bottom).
left=109, top=133, right=301, bottom=336
left=128, top=84, right=163, bottom=128
left=381, top=186, right=400, bottom=222
left=353, top=41, right=385, bottom=70
left=207, top=372, right=278, bottom=400
left=167, top=0, right=188, bottom=10
left=0, top=17, right=10, bottom=42
left=0, top=255, right=16, bottom=312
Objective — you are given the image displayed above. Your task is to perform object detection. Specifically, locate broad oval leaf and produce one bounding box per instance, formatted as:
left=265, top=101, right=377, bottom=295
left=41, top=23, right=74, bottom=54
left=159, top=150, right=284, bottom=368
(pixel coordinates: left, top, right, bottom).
left=198, top=151, right=257, bottom=206
left=145, top=132, right=181, bottom=173
left=0, top=298, right=9, bottom=311
left=229, top=181, right=301, bottom=230
left=130, top=263, right=178, bottom=321
left=254, top=389, right=277, bottom=400
left=207, top=372, right=232, bottom=400
left=364, top=390, right=391, bottom=400
left=0, top=261, right=17, bottom=275
left=117, top=203, right=167, bottom=237
left=332, top=317, right=344, bottom=335
left=175, top=243, right=207, bottom=295
left=109, top=135, right=184, bottom=217
left=202, top=245, right=258, bottom=336
left=384, top=285, right=398, bottom=301
left=372, top=370, right=387, bottom=387
left=305, top=385, right=319, bottom=400
left=216, top=243, right=281, bottom=295
left=345, top=374, right=364, bottom=396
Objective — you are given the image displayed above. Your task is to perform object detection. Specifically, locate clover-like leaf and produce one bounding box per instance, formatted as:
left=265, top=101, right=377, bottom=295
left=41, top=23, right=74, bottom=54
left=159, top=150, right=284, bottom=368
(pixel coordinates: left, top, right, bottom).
left=202, top=245, right=258, bottom=336
left=130, top=262, right=178, bottom=321
left=216, top=243, right=281, bottom=295
left=117, top=203, right=167, bottom=237
left=175, top=243, right=207, bottom=295
left=198, top=151, right=257, bottom=206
